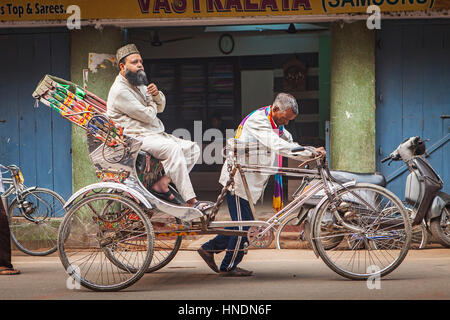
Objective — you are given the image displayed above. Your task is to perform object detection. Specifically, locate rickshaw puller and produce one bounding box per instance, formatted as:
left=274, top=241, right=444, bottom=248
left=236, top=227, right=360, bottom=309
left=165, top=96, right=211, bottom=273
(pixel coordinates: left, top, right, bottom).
left=198, top=93, right=326, bottom=276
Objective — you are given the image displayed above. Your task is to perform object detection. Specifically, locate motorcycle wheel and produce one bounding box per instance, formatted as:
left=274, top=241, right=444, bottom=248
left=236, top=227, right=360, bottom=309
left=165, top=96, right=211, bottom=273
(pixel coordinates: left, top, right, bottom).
left=429, top=207, right=450, bottom=248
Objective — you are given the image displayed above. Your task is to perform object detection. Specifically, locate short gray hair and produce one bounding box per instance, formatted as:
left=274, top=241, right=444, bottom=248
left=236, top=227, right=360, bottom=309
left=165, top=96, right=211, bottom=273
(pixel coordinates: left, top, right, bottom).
left=273, top=93, right=299, bottom=115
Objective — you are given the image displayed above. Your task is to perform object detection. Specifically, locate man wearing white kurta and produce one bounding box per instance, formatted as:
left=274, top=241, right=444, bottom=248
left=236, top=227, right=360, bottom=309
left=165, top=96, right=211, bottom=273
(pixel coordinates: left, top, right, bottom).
left=106, top=44, right=200, bottom=206
left=198, top=93, right=325, bottom=276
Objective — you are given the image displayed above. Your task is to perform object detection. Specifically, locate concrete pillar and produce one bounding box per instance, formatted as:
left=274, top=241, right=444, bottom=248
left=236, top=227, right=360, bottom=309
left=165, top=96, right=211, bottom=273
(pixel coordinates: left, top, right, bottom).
left=330, top=21, right=376, bottom=173
left=319, top=34, right=331, bottom=140
left=70, top=26, right=123, bottom=192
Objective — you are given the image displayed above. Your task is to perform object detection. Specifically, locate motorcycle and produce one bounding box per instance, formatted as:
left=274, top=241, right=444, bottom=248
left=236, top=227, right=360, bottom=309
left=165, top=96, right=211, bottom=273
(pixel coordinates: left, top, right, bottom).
left=381, top=136, right=450, bottom=248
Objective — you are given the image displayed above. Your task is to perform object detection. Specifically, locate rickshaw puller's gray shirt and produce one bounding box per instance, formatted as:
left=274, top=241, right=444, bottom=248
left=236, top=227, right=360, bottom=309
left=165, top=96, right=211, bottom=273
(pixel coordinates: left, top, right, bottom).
left=106, top=74, right=166, bottom=135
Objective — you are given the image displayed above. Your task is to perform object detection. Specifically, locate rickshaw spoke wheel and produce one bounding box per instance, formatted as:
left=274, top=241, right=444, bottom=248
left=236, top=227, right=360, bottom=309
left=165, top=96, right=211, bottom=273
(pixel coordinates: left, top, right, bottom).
left=58, top=193, right=154, bottom=292
left=312, top=183, right=411, bottom=280
left=146, top=211, right=182, bottom=273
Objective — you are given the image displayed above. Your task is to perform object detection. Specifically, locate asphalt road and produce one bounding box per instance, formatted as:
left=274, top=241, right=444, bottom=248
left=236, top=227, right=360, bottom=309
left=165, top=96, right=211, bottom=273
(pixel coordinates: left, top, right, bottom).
left=1, top=247, right=449, bottom=300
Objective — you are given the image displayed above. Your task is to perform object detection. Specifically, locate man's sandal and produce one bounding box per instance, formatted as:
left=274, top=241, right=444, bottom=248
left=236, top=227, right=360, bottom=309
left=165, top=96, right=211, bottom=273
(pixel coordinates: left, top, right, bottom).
left=0, top=267, right=21, bottom=275
left=151, top=190, right=183, bottom=205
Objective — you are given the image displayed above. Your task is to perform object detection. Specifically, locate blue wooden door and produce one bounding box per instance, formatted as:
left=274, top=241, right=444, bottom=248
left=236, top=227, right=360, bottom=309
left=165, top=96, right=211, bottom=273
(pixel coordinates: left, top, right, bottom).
left=376, top=21, right=450, bottom=199
left=0, top=30, right=72, bottom=203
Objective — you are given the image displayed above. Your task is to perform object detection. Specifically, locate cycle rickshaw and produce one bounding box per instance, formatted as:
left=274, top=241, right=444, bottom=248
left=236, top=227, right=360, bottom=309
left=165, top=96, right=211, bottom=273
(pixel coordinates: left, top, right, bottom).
left=32, top=75, right=412, bottom=291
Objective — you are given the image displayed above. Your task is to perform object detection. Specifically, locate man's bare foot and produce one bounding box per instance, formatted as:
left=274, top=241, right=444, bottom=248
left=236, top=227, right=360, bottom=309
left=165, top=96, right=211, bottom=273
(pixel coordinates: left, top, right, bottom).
left=186, top=198, right=197, bottom=207
left=0, top=266, right=20, bottom=275
left=151, top=176, right=174, bottom=201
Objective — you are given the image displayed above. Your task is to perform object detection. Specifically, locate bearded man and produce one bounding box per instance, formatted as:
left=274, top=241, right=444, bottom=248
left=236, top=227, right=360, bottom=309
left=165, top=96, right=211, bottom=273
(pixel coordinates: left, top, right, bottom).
left=106, top=44, right=204, bottom=207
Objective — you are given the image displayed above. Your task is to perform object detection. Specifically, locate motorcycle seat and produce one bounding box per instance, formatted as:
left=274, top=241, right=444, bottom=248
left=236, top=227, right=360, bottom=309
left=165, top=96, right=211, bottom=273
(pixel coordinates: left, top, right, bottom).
left=329, top=170, right=386, bottom=187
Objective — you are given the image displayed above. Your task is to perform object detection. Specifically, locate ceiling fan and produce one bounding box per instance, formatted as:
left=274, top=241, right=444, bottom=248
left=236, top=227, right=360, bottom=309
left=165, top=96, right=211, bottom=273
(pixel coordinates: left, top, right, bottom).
left=133, top=29, right=194, bottom=47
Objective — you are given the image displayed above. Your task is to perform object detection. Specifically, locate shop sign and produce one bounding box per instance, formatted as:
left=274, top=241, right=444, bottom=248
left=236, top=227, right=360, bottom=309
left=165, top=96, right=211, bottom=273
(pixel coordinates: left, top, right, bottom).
left=0, top=0, right=447, bottom=21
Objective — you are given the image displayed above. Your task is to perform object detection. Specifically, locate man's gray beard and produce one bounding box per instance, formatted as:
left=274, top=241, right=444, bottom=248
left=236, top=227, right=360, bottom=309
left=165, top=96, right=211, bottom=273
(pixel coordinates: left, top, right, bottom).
left=124, top=68, right=148, bottom=87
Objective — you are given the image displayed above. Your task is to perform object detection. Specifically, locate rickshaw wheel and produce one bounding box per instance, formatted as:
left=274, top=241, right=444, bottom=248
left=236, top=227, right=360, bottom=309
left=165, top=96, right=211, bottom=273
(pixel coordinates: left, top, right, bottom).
left=58, top=193, right=154, bottom=292
left=312, top=183, right=411, bottom=280
left=145, top=211, right=182, bottom=273
left=104, top=210, right=183, bottom=273
left=100, top=195, right=183, bottom=273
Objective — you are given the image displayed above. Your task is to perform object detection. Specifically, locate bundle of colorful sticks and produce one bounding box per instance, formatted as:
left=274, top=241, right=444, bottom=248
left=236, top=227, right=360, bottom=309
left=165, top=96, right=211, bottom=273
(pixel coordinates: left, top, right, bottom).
left=32, top=75, right=124, bottom=147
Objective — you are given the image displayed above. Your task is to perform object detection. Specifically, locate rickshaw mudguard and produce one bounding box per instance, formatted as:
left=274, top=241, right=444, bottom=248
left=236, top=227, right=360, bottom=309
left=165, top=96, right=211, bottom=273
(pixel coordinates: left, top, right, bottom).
left=63, top=182, right=154, bottom=210
left=308, top=181, right=357, bottom=258
left=64, top=180, right=205, bottom=222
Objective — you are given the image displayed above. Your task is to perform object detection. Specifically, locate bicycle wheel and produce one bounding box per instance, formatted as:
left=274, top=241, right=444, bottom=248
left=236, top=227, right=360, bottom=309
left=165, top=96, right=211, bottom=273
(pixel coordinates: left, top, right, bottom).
left=404, top=207, right=428, bottom=250
left=104, top=210, right=182, bottom=273
left=58, top=193, right=154, bottom=292
left=312, top=183, right=411, bottom=280
left=430, top=207, right=450, bottom=248
left=314, top=211, right=346, bottom=250
left=146, top=211, right=182, bottom=273
left=411, top=221, right=429, bottom=249
left=8, top=188, right=66, bottom=256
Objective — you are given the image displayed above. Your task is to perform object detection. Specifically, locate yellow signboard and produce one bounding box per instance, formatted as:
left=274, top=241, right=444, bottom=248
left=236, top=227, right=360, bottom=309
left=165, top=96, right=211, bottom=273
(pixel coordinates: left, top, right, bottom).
left=0, top=0, right=448, bottom=21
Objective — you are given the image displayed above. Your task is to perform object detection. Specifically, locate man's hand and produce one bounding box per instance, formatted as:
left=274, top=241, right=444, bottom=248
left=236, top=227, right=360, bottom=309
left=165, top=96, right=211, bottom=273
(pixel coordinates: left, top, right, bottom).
left=313, top=146, right=326, bottom=158
left=147, top=83, right=159, bottom=96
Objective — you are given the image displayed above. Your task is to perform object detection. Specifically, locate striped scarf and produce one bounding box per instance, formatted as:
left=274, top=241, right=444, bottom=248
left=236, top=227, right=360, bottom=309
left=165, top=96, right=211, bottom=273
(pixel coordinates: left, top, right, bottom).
left=235, top=106, right=284, bottom=211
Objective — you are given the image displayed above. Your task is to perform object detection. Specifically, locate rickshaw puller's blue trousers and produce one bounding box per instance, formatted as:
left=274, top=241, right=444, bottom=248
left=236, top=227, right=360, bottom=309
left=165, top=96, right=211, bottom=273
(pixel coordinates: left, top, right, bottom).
left=201, top=191, right=254, bottom=272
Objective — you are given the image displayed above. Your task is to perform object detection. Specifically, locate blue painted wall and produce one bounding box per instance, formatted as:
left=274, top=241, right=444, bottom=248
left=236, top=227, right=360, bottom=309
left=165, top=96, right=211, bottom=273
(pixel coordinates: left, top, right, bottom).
left=376, top=20, right=450, bottom=199
left=0, top=29, right=72, bottom=201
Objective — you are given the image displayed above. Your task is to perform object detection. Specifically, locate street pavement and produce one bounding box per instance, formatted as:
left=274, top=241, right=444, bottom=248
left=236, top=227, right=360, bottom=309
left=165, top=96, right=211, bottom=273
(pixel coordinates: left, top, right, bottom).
left=1, top=247, right=449, bottom=300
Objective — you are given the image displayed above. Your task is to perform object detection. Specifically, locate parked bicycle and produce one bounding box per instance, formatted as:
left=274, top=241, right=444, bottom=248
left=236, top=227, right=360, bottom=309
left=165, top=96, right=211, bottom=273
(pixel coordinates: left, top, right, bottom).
left=0, top=164, right=66, bottom=256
